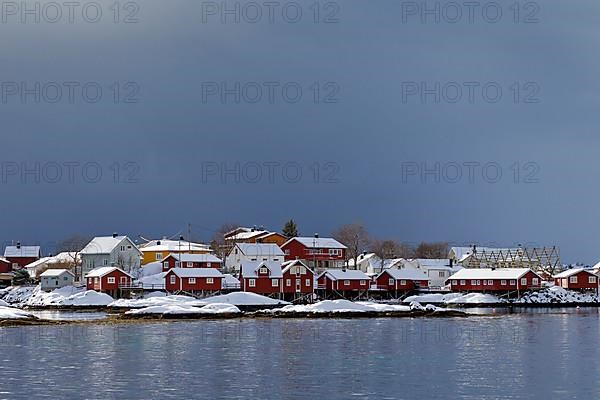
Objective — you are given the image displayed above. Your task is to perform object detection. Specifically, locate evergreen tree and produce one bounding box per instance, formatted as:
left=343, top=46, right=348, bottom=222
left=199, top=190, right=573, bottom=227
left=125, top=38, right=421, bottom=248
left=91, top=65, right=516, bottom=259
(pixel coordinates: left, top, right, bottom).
left=282, top=219, right=298, bottom=238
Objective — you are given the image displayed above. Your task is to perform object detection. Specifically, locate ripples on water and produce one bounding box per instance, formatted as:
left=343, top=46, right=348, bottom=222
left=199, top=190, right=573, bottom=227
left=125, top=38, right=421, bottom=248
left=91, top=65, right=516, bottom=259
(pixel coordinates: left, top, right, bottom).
left=1, top=309, right=599, bottom=399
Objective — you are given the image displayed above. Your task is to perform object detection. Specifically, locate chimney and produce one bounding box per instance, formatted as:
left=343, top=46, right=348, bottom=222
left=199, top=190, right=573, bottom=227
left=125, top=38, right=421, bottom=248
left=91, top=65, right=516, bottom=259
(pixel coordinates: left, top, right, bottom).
left=112, top=233, right=118, bottom=238
left=472, top=244, right=477, bottom=253
left=180, top=236, right=184, bottom=241
left=314, top=233, right=319, bottom=238
left=449, top=258, right=453, bottom=267
left=156, top=240, right=161, bottom=246
left=16, top=242, right=21, bottom=249
left=363, top=251, right=367, bottom=256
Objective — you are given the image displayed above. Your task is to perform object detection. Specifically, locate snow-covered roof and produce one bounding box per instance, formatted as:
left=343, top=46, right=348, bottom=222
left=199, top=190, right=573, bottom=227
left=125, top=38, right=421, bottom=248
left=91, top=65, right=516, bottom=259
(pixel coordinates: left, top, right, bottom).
left=449, top=268, right=537, bottom=280
left=553, top=268, right=595, bottom=279
left=320, top=269, right=369, bottom=280
left=40, top=269, right=75, bottom=278
left=168, top=268, right=223, bottom=278
left=379, top=268, right=429, bottom=281
left=222, top=274, right=240, bottom=288
left=241, top=261, right=283, bottom=278
left=411, top=258, right=452, bottom=268
left=0, top=257, right=9, bottom=264
left=284, top=237, right=347, bottom=249
left=281, top=259, right=313, bottom=274
left=166, top=253, right=222, bottom=263
left=85, top=266, right=132, bottom=278
left=139, top=239, right=210, bottom=252
left=227, top=230, right=269, bottom=241
left=4, top=245, right=41, bottom=258
left=236, top=243, right=284, bottom=257
left=81, top=236, right=140, bottom=255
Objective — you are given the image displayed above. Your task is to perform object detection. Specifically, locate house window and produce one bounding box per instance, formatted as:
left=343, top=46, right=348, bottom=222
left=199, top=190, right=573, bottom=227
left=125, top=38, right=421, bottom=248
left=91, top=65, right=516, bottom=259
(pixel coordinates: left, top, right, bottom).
left=305, top=279, right=311, bottom=286
left=286, top=279, right=291, bottom=286
left=103, top=259, right=108, bottom=266
left=163, top=262, right=169, bottom=270
left=471, top=280, right=477, bottom=285
left=175, top=261, right=180, bottom=268
left=589, top=276, right=597, bottom=284
left=501, top=280, right=507, bottom=286
left=250, top=258, right=257, bottom=261
left=120, top=246, right=126, bottom=251
left=400, top=280, right=406, bottom=286
left=360, top=280, right=366, bottom=285
left=510, top=280, right=516, bottom=285
left=476, top=280, right=481, bottom=285
left=460, top=280, right=465, bottom=285
left=521, top=278, right=528, bottom=285
left=263, top=258, right=268, bottom=261
left=488, top=280, right=493, bottom=285
left=206, top=262, right=211, bottom=268
left=389, top=278, right=395, bottom=286
left=344, top=280, right=350, bottom=285
left=207, top=278, right=214, bottom=284
left=438, top=271, right=445, bottom=278
left=284, top=250, right=290, bottom=255
left=274, top=258, right=281, bottom=262
left=451, top=280, right=457, bottom=285
left=532, top=278, right=539, bottom=285
left=170, top=275, right=176, bottom=284
left=570, top=276, right=578, bottom=284
left=186, top=262, right=193, bottom=268
left=249, top=279, right=256, bottom=287
left=107, top=277, right=115, bottom=284
left=94, top=277, right=99, bottom=283
left=329, top=249, right=341, bottom=256
left=483, top=280, right=487, bottom=286
left=272, top=279, right=278, bottom=287
left=12, top=263, right=18, bottom=269
left=259, top=267, right=268, bottom=274
left=188, top=278, right=196, bottom=284
left=156, top=253, right=163, bottom=260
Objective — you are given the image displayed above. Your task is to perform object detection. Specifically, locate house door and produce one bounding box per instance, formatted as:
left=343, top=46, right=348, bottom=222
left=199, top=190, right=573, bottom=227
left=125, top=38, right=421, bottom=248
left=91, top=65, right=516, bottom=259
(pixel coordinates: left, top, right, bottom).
left=295, top=279, right=301, bottom=293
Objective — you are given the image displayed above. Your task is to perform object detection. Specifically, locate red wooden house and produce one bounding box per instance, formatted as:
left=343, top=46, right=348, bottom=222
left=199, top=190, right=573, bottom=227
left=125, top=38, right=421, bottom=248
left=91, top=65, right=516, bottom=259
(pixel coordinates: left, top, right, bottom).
left=161, top=253, right=222, bottom=272
left=553, top=268, right=598, bottom=291
left=375, top=268, right=429, bottom=297
left=85, top=267, right=133, bottom=298
left=164, top=268, right=223, bottom=294
left=0, top=257, right=11, bottom=273
left=448, top=268, right=543, bottom=296
left=281, top=259, right=314, bottom=301
left=317, top=269, right=370, bottom=299
left=281, top=235, right=347, bottom=271
left=239, top=261, right=283, bottom=297
left=4, top=243, right=41, bottom=270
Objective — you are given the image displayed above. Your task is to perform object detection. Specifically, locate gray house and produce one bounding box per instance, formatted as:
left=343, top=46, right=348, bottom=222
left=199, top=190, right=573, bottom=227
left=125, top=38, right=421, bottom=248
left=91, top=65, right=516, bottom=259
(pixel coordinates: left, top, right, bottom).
left=40, top=269, right=75, bottom=291
left=80, top=234, right=142, bottom=281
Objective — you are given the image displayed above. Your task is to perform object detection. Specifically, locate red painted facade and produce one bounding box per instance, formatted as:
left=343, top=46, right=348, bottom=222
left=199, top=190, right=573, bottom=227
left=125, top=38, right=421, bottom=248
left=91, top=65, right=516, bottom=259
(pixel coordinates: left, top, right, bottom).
left=164, top=270, right=222, bottom=292
left=281, top=239, right=346, bottom=266
left=86, top=269, right=132, bottom=297
left=317, top=275, right=369, bottom=292
left=6, top=256, right=39, bottom=270
left=162, top=255, right=221, bottom=272
left=449, top=271, right=542, bottom=292
left=240, top=268, right=281, bottom=294
left=375, top=271, right=429, bottom=291
left=281, top=265, right=314, bottom=295
left=554, top=270, right=598, bottom=290
left=0, top=259, right=11, bottom=273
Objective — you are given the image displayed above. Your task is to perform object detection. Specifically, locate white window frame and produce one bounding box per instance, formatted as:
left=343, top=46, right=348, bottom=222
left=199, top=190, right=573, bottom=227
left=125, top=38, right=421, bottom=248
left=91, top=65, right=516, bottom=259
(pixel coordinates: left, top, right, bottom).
left=189, top=277, right=196, bottom=284
left=170, top=275, right=176, bottom=284
left=249, top=279, right=256, bottom=287
left=471, top=280, right=477, bottom=285
left=451, top=280, right=457, bottom=285
left=286, top=279, right=291, bottom=286
left=305, top=279, right=311, bottom=286
left=163, top=261, right=169, bottom=270
left=532, top=278, right=539, bottom=285
left=360, top=280, right=366, bottom=285
left=488, top=280, right=494, bottom=285
left=589, top=276, right=597, bottom=284
left=570, top=276, right=578, bottom=284
left=501, top=280, right=507, bottom=286
left=206, top=277, right=214, bottom=284
left=460, top=280, right=465, bottom=285
left=187, top=262, right=193, bottom=268
left=107, top=277, right=115, bottom=284
left=103, top=259, right=108, bottom=266
left=156, top=253, right=163, bottom=260
left=259, top=267, right=268, bottom=274
left=510, top=280, right=516, bottom=285
left=272, top=279, right=279, bottom=287
left=400, top=280, right=406, bottom=286
left=206, top=262, right=211, bottom=268
left=344, top=280, right=350, bottom=285
left=389, top=278, right=395, bottom=286
left=521, top=278, right=528, bottom=285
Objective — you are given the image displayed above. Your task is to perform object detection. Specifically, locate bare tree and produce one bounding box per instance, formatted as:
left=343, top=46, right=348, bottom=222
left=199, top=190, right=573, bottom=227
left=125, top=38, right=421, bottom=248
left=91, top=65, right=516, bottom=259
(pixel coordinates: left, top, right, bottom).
left=332, top=223, right=370, bottom=270
left=370, top=239, right=400, bottom=270
left=210, top=223, right=240, bottom=270
left=55, top=234, right=91, bottom=279
left=414, top=242, right=449, bottom=259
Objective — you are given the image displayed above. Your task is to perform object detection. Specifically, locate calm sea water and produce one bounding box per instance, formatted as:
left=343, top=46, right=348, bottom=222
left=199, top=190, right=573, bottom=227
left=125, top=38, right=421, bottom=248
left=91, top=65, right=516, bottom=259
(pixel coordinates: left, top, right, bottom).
left=1, top=308, right=600, bottom=399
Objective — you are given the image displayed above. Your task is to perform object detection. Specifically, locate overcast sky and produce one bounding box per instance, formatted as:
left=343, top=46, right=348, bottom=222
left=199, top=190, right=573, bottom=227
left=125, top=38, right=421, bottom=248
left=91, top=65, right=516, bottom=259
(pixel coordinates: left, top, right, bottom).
left=0, top=0, right=597, bottom=263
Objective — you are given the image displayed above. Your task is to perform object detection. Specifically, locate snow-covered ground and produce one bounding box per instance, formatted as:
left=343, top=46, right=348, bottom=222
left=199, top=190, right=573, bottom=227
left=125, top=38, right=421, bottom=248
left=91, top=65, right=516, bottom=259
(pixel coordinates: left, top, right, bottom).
left=109, top=294, right=205, bottom=309
left=262, top=300, right=414, bottom=314
left=198, top=292, right=290, bottom=306
left=1, top=285, right=114, bottom=307
left=125, top=303, right=240, bottom=316
left=517, top=286, right=600, bottom=304
left=404, top=293, right=504, bottom=304
left=0, top=306, right=36, bottom=320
